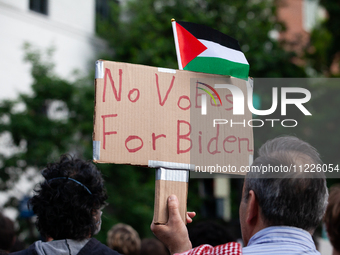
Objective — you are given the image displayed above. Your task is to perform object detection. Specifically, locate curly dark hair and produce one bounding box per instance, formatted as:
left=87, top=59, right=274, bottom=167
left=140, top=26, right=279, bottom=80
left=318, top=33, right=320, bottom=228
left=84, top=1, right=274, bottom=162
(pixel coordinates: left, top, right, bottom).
left=30, top=154, right=108, bottom=240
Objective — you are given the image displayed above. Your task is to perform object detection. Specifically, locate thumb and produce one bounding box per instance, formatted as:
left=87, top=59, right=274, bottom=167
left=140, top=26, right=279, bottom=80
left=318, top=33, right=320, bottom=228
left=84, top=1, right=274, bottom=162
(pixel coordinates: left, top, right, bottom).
left=167, top=195, right=181, bottom=223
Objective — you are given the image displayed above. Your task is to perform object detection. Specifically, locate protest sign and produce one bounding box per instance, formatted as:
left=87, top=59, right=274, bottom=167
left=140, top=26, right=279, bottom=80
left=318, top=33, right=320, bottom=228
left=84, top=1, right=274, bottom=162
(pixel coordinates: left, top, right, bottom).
left=93, top=61, right=253, bottom=169
left=93, top=60, right=253, bottom=223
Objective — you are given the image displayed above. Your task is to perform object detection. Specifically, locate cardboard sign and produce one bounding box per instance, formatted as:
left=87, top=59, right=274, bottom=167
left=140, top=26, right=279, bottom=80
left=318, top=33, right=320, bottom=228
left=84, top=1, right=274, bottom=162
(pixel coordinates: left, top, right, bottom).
left=93, top=61, right=253, bottom=174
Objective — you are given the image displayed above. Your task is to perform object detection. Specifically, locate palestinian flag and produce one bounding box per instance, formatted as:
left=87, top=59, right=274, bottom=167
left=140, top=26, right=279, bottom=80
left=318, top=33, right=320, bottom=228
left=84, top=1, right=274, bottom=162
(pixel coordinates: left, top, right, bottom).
left=172, top=20, right=249, bottom=80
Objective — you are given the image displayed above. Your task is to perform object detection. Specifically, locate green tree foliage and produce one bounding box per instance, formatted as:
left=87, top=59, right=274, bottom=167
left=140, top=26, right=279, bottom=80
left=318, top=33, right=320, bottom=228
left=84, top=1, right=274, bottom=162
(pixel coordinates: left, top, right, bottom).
left=300, top=80, right=340, bottom=167
left=98, top=0, right=306, bottom=78
left=0, top=44, right=79, bottom=190
left=300, top=0, right=340, bottom=186
left=305, top=0, right=340, bottom=76
left=0, top=44, right=155, bottom=243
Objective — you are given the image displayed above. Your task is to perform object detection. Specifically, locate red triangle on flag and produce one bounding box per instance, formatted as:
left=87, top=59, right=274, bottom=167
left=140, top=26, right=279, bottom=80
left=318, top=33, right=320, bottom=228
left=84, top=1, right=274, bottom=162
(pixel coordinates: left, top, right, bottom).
left=176, top=23, right=207, bottom=68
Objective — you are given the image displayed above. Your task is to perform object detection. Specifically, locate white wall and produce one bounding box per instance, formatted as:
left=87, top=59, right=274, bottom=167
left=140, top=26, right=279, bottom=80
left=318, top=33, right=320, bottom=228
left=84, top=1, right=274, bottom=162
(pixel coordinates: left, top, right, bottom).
left=0, top=0, right=27, bottom=11
left=0, top=0, right=106, bottom=99
left=49, top=0, right=95, bottom=35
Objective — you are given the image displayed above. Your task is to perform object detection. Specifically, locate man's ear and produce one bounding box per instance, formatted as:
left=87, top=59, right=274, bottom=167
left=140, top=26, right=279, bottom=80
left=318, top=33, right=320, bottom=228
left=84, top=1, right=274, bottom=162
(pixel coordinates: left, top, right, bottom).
left=245, top=190, right=259, bottom=225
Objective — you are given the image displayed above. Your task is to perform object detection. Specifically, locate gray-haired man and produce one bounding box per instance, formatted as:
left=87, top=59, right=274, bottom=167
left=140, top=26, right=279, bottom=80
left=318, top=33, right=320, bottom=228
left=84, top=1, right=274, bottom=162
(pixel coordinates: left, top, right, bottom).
left=152, top=136, right=328, bottom=255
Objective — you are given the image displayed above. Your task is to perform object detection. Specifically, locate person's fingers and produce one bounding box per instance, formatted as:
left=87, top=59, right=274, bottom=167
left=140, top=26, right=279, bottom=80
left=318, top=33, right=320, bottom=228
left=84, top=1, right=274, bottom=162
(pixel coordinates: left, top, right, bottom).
left=167, top=195, right=181, bottom=223
left=150, top=221, right=166, bottom=236
left=186, top=214, right=193, bottom=223
left=150, top=221, right=155, bottom=233
left=187, top=211, right=196, bottom=219
left=186, top=211, right=196, bottom=223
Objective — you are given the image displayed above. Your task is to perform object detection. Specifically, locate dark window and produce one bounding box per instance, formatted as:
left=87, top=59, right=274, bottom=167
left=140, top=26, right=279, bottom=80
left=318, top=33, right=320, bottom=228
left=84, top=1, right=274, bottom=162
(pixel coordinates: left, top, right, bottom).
left=96, top=0, right=112, bottom=21
left=95, top=0, right=117, bottom=33
left=29, top=0, right=48, bottom=15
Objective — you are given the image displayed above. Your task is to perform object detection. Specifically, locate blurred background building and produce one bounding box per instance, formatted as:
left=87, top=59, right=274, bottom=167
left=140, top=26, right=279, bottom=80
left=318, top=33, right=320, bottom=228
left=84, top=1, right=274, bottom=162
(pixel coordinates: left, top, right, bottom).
left=277, top=0, right=325, bottom=52
left=0, top=0, right=106, bottom=100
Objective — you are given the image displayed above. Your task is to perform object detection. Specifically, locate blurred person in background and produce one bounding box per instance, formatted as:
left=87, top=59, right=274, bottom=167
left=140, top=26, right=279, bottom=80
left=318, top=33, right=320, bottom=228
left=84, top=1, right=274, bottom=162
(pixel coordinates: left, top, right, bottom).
left=0, top=212, right=15, bottom=253
left=11, top=155, right=121, bottom=255
left=107, top=223, right=141, bottom=255
left=140, top=238, right=169, bottom=255
left=324, top=184, right=340, bottom=255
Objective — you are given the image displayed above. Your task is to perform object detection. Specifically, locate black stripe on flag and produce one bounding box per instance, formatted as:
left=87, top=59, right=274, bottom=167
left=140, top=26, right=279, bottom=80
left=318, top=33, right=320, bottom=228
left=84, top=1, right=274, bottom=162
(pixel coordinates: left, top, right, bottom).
left=177, top=21, right=241, bottom=52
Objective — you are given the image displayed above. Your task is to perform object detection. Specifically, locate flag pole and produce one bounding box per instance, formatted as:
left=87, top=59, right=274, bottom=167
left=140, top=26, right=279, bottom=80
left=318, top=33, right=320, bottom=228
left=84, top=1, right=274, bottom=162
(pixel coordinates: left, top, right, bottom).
left=171, top=18, right=183, bottom=70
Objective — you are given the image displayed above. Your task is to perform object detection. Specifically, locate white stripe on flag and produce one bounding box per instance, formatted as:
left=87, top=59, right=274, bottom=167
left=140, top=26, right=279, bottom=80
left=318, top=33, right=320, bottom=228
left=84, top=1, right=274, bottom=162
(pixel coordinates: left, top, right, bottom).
left=172, top=21, right=183, bottom=70
left=198, top=39, right=249, bottom=65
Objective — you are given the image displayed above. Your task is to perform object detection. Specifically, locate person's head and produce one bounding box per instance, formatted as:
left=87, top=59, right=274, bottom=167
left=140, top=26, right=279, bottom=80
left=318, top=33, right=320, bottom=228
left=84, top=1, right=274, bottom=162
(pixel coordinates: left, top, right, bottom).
left=107, top=223, right=141, bottom=255
left=187, top=220, right=236, bottom=248
left=30, top=154, right=107, bottom=240
left=324, top=184, right=340, bottom=253
left=140, top=238, right=169, bottom=255
left=0, top=212, right=15, bottom=252
left=239, top=136, right=328, bottom=245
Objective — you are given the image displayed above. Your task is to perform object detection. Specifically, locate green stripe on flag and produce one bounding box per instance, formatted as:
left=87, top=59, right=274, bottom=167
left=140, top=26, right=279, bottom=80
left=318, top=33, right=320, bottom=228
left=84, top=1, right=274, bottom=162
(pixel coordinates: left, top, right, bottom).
left=183, top=57, right=249, bottom=80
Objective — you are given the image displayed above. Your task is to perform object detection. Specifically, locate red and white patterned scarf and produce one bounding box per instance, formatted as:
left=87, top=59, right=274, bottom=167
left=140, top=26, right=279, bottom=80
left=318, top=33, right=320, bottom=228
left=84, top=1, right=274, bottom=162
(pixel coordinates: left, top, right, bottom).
left=175, top=242, right=242, bottom=255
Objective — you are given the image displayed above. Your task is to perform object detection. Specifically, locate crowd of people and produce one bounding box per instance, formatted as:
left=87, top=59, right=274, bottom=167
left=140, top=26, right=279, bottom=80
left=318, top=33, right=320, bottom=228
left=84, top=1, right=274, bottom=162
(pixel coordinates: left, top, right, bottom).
left=0, top=136, right=339, bottom=255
